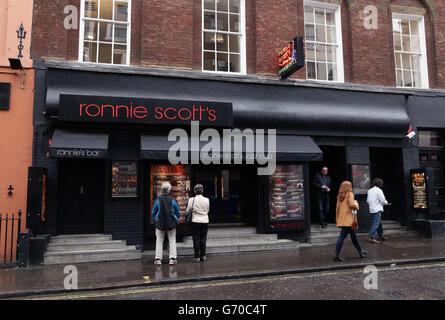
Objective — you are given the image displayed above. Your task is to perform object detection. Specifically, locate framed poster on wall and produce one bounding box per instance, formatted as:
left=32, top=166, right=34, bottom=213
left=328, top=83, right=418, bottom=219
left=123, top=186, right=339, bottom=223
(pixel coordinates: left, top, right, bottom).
left=111, top=161, right=138, bottom=198
left=351, top=165, right=370, bottom=195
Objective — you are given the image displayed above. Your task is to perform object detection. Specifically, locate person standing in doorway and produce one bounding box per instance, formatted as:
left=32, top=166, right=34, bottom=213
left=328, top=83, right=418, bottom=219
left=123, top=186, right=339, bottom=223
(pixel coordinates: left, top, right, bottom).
left=334, top=181, right=367, bottom=262
left=186, top=184, right=210, bottom=263
left=367, top=178, right=390, bottom=244
left=151, top=182, right=181, bottom=266
left=313, top=166, right=332, bottom=228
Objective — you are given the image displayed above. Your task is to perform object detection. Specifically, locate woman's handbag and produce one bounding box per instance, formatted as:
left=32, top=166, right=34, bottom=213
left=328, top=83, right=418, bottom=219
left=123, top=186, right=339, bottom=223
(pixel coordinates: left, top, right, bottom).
left=351, top=214, right=358, bottom=230
left=186, top=197, right=195, bottom=224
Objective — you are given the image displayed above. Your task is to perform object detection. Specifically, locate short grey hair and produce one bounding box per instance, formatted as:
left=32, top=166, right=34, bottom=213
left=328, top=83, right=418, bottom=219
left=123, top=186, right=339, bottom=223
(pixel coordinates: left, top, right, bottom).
left=161, top=182, right=172, bottom=194
left=194, top=184, right=204, bottom=195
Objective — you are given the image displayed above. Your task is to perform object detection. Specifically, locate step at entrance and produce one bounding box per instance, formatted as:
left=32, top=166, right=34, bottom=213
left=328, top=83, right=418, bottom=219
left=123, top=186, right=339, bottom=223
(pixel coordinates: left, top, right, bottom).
left=309, top=220, right=419, bottom=245
left=44, top=234, right=141, bottom=265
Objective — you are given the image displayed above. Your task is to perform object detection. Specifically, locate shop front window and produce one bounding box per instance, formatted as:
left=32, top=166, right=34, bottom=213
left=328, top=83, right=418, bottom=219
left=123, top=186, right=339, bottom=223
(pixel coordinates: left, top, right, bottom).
left=419, top=131, right=442, bottom=147
left=80, top=0, right=131, bottom=65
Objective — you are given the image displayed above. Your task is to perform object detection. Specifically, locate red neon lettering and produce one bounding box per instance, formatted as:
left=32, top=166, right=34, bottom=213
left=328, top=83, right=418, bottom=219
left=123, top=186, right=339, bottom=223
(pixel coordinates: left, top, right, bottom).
left=134, top=106, right=148, bottom=119
left=86, top=104, right=100, bottom=117
left=116, top=105, right=129, bottom=118
left=178, top=108, right=192, bottom=120
left=79, top=104, right=87, bottom=116
left=164, top=107, right=177, bottom=120
left=101, top=105, right=115, bottom=117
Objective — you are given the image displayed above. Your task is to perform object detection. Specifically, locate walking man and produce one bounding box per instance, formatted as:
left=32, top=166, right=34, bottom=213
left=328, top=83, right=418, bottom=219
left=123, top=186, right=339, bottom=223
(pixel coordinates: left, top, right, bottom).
left=367, top=178, right=390, bottom=243
left=313, top=166, right=332, bottom=228
left=151, top=182, right=181, bottom=265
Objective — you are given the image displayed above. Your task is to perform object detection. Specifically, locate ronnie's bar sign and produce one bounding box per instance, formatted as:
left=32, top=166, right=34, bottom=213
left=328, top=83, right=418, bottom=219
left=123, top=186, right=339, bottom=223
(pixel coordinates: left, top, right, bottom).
left=59, top=94, right=233, bottom=127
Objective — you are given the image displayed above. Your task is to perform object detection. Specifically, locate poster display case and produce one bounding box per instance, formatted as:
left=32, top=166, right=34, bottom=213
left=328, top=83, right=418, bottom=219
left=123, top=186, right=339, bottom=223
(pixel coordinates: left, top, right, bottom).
left=411, top=171, right=428, bottom=210
left=351, top=164, right=370, bottom=195
left=112, top=161, right=138, bottom=198
left=150, top=164, right=191, bottom=223
left=268, top=165, right=306, bottom=231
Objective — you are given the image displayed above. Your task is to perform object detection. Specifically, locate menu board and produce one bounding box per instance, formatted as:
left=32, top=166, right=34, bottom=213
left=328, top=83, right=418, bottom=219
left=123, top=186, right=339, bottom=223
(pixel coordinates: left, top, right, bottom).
left=150, top=165, right=191, bottom=223
left=412, top=172, right=428, bottom=209
left=269, top=165, right=305, bottom=221
left=111, top=161, right=138, bottom=198
left=351, top=165, right=370, bottom=195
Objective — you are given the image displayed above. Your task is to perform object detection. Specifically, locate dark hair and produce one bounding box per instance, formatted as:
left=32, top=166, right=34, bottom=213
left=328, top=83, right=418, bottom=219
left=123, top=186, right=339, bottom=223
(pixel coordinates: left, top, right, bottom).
left=372, top=178, right=384, bottom=188
left=194, top=184, right=204, bottom=195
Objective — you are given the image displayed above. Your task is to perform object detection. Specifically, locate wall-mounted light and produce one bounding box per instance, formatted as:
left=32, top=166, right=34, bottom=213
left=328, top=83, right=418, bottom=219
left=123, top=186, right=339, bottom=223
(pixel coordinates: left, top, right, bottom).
left=8, top=185, right=14, bottom=196
left=8, top=58, right=26, bottom=89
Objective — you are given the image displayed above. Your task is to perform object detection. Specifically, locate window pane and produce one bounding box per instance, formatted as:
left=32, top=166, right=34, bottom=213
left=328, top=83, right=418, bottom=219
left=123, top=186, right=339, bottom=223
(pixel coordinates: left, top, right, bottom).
left=304, top=6, right=314, bottom=23
left=100, top=0, right=113, bottom=20
left=410, top=20, right=419, bottom=36
left=393, top=34, right=401, bottom=51
left=327, top=63, right=337, bottom=81
left=306, top=43, right=315, bottom=60
left=326, top=46, right=336, bottom=63
left=217, top=53, right=229, bottom=71
left=84, top=21, right=98, bottom=41
left=402, top=36, right=411, bottom=52
left=401, top=20, right=410, bottom=35
left=217, top=12, right=228, bottom=31
left=115, top=1, right=128, bottom=21
left=326, top=26, right=336, bottom=44
left=216, top=33, right=228, bottom=52
left=229, top=0, right=240, bottom=13
left=204, top=51, right=215, bottom=71
left=230, top=54, right=240, bottom=72
left=316, top=62, right=327, bottom=80
left=229, top=14, right=240, bottom=32
left=315, top=25, right=326, bottom=42
left=396, top=70, right=403, bottom=86
left=84, top=0, right=98, bottom=18
left=83, top=41, right=97, bottom=62
left=113, top=44, right=126, bottom=64
left=307, top=61, right=316, bottom=79
left=413, top=71, right=422, bottom=88
left=316, top=44, right=327, bottom=62
left=229, top=34, right=240, bottom=53
left=395, top=53, right=401, bottom=69
left=204, top=11, right=216, bottom=30
left=98, top=43, right=112, bottom=64
left=411, top=55, right=420, bottom=72
left=315, top=8, right=324, bottom=24
left=326, top=10, right=335, bottom=26
left=393, top=18, right=401, bottom=34
left=204, top=32, right=215, bottom=50
left=305, top=24, right=315, bottom=41
left=99, top=22, right=113, bottom=42
left=114, top=24, right=127, bottom=43
left=401, top=53, right=411, bottom=70
left=403, top=70, right=413, bottom=87
left=204, top=0, right=215, bottom=10
left=411, top=35, right=420, bottom=53
left=217, top=0, right=228, bottom=12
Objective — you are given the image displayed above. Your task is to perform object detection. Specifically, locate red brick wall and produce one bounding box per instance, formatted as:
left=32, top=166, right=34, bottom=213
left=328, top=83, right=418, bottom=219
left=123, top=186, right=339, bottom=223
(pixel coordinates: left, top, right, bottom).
left=31, top=0, right=445, bottom=89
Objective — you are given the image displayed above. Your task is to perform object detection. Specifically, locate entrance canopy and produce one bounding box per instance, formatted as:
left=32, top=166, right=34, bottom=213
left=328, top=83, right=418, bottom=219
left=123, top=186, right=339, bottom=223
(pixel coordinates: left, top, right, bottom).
left=49, top=129, right=109, bottom=159
left=140, top=134, right=322, bottom=162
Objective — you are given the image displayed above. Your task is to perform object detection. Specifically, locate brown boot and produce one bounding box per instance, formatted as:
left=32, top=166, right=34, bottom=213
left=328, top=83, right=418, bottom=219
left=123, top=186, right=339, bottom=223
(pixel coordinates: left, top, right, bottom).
left=377, top=235, right=389, bottom=241
left=368, top=237, right=380, bottom=244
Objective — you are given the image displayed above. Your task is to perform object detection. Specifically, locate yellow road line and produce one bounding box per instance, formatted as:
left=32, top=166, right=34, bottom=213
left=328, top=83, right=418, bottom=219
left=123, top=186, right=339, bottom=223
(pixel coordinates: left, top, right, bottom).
left=26, top=262, right=445, bottom=300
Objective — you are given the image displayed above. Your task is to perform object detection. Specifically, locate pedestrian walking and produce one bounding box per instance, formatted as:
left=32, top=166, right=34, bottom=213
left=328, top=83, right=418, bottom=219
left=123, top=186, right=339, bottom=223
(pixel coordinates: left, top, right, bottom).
left=367, top=178, right=390, bottom=243
left=151, top=182, right=181, bottom=266
left=313, top=166, right=332, bottom=228
left=186, top=184, right=210, bottom=263
left=334, top=181, right=367, bottom=262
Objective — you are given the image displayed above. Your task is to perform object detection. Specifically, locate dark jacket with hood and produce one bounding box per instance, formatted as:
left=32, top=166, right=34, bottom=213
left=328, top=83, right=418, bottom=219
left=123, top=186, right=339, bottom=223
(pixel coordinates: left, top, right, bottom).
left=151, top=193, right=181, bottom=231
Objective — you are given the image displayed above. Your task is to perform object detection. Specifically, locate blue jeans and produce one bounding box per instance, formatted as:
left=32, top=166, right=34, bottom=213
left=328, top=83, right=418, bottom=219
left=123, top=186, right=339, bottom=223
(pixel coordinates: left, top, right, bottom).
left=335, top=227, right=362, bottom=257
left=318, top=193, right=329, bottom=225
left=369, top=211, right=384, bottom=239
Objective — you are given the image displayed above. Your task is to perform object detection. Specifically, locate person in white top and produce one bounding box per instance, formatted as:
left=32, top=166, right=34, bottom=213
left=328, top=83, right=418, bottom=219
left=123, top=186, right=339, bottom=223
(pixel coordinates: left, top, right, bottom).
left=186, top=184, right=210, bottom=263
left=367, top=178, right=390, bottom=243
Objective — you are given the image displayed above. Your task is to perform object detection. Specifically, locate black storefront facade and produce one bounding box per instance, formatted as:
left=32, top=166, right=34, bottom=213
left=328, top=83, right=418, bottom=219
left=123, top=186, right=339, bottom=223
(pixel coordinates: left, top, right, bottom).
left=29, top=60, right=421, bottom=253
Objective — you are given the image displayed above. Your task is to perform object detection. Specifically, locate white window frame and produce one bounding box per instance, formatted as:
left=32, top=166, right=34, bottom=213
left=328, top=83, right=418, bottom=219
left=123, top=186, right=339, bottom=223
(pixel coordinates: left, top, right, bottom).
left=392, top=13, right=429, bottom=89
left=303, top=0, right=344, bottom=83
left=78, top=0, right=132, bottom=66
left=201, top=0, right=246, bottom=74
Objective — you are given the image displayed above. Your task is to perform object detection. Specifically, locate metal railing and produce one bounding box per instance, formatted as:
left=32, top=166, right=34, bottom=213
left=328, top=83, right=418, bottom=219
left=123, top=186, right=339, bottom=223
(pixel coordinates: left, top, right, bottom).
left=0, top=210, right=22, bottom=263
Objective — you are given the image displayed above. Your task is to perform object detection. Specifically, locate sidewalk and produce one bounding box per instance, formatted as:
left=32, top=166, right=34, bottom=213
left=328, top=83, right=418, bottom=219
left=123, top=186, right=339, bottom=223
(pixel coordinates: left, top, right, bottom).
left=1, top=236, right=445, bottom=299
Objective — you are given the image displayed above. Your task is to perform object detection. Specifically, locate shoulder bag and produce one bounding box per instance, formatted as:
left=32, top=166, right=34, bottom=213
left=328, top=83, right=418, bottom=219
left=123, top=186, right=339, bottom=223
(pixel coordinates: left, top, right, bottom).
left=186, top=197, right=195, bottom=224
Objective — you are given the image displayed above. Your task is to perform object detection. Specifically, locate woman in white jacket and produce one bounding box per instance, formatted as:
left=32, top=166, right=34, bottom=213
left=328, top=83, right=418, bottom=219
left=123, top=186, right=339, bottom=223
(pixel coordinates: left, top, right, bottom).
left=186, top=184, right=210, bottom=263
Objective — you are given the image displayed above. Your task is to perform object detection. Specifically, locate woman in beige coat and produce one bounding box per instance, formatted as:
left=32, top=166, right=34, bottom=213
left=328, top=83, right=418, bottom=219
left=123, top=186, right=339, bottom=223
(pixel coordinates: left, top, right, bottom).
left=334, top=181, right=367, bottom=262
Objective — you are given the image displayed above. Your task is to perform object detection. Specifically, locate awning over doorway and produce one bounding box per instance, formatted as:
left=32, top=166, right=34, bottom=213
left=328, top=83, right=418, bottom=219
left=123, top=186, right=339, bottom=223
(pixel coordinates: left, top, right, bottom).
left=140, top=134, right=322, bottom=162
left=49, top=129, right=109, bottom=159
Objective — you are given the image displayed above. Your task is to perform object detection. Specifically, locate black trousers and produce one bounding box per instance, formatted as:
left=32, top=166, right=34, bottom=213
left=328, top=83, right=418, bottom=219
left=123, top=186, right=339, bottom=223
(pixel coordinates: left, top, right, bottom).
left=191, top=222, right=208, bottom=258
left=335, top=227, right=362, bottom=257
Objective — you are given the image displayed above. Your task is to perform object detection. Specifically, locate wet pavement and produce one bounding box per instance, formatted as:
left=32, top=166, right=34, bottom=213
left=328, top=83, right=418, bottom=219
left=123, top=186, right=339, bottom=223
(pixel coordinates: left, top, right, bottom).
left=1, top=236, right=445, bottom=299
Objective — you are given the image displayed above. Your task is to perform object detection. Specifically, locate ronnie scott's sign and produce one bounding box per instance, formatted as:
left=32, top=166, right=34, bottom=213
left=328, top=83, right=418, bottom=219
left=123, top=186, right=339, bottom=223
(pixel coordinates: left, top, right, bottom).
left=59, top=94, right=233, bottom=127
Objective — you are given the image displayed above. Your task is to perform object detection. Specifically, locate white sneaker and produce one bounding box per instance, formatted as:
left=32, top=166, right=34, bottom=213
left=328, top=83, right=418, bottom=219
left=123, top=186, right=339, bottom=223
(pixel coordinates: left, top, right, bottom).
left=169, top=258, right=177, bottom=266
left=154, top=259, right=162, bottom=265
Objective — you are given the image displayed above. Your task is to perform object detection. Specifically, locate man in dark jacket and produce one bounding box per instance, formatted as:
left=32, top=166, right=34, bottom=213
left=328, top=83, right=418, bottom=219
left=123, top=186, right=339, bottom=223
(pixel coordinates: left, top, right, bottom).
left=151, top=182, right=181, bottom=266
left=313, top=167, right=332, bottom=228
